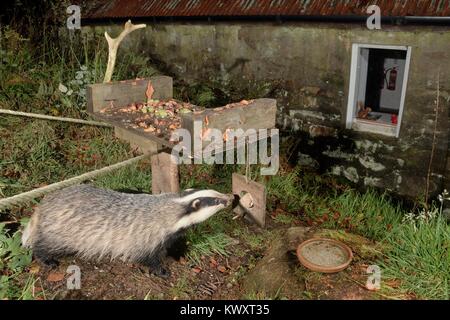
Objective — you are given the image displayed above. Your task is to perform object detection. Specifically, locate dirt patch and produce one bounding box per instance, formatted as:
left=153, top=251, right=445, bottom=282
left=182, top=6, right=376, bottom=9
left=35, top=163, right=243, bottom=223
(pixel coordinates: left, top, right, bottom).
left=20, top=224, right=381, bottom=300
left=29, top=253, right=247, bottom=300
left=242, top=226, right=380, bottom=300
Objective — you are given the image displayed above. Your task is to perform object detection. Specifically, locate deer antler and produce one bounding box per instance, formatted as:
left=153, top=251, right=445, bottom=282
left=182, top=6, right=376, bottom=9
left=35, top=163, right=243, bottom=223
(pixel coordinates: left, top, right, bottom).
left=103, top=20, right=146, bottom=83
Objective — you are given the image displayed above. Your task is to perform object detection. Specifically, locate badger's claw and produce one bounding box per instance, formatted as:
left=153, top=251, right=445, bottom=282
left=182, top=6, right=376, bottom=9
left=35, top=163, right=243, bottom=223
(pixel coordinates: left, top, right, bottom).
left=44, top=259, right=60, bottom=269
left=150, top=266, right=171, bottom=279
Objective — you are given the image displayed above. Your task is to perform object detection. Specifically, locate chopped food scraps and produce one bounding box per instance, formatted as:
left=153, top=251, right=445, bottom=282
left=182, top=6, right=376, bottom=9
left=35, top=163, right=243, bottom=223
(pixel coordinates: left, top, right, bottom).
left=97, top=98, right=255, bottom=143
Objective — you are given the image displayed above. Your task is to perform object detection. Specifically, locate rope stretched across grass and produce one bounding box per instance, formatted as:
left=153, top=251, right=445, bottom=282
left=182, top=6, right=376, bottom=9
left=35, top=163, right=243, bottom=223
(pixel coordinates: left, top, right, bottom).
left=0, top=109, right=113, bottom=127
left=0, top=154, right=152, bottom=211
left=0, top=108, right=147, bottom=210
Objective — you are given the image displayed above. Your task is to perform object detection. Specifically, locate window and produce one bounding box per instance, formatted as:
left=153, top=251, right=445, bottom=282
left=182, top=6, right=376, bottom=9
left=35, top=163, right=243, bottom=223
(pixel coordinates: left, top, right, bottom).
left=346, top=44, right=411, bottom=137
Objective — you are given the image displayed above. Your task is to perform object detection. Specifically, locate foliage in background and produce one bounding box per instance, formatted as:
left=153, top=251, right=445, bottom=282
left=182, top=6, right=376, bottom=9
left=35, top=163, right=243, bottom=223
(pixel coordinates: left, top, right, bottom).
left=0, top=25, right=158, bottom=117
left=0, top=220, right=34, bottom=299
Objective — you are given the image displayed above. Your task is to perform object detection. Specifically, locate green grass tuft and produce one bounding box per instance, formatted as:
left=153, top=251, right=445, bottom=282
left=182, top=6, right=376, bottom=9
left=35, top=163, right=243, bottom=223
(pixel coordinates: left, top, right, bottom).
left=380, top=215, right=450, bottom=300
left=185, top=231, right=232, bottom=266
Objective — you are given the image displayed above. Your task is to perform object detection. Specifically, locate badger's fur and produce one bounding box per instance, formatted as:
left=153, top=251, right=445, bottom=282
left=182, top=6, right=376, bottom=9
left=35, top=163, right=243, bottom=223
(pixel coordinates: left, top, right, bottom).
left=22, top=184, right=233, bottom=277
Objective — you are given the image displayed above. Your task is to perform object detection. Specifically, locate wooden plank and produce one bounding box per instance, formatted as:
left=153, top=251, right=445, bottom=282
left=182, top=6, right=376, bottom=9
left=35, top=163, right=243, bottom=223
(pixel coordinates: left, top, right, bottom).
left=205, top=98, right=277, bottom=131
left=181, top=98, right=277, bottom=148
left=87, top=76, right=173, bottom=113
left=181, top=98, right=277, bottom=131
left=151, top=152, right=180, bottom=194
left=232, top=173, right=266, bottom=227
left=93, top=111, right=172, bottom=149
left=114, top=126, right=159, bottom=154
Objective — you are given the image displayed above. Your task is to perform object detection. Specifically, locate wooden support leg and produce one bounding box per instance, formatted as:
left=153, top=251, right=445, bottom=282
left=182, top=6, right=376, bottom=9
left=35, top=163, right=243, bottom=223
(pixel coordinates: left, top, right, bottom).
left=232, top=173, right=266, bottom=227
left=151, top=152, right=180, bottom=194
left=114, top=126, right=158, bottom=155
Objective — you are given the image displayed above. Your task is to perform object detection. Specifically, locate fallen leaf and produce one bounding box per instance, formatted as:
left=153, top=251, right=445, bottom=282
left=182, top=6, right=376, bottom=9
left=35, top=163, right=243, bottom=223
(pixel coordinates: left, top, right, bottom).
left=29, top=263, right=40, bottom=274
left=209, top=258, right=218, bottom=268
left=46, top=272, right=65, bottom=282
left=144, top=126, right=156, bottom=133
left=365, top=283, right=381, bottom=291
left=58, top=83, right=68, bottom=93
left=271, top=208, right=286, bottom=217
left=146, top=81, right=154, bottom=102
left=223, top=128, right=232, bottom=142
left=217, top=266, right=227, bottom=273
left=192, top=267, right=202, bottom=274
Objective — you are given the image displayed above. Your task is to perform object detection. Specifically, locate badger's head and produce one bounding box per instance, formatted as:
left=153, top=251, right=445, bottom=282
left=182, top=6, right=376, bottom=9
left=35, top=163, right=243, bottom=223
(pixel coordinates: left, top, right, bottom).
left=173, top=189, right=234, bottom=230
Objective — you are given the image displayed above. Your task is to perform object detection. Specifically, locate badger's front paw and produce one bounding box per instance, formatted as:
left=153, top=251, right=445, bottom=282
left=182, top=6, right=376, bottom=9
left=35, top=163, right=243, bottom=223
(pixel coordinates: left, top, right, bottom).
left=150, top=266, right=171, bottom=279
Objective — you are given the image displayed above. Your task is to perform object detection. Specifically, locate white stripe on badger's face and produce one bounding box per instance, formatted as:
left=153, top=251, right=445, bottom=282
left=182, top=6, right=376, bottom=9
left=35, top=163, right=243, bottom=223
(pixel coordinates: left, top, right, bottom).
left=172, top=189, right=233, bottom=231
left=174, top=190, right=226, bottom=204
left=173, top=204, right=225, bottom=231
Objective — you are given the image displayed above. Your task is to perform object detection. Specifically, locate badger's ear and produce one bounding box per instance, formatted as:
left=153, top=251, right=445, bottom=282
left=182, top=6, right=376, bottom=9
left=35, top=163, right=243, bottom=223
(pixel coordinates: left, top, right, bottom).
left=191, top=199, right=201, bottom=211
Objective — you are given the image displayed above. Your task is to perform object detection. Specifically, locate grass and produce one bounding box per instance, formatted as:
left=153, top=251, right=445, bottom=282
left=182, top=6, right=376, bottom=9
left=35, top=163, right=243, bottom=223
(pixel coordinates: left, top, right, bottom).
left=0, top=24, right=449, bottom=300
left=93, top=162, right=153, bottom=192
left=185, top=226, right=233, bottom=266
left=380, top=215, right=450, bottom=299
left=0, top=24, right=160, bottom=297
left=0, top=221, right=33, bottom=299
left=272, top=213, right=298, bottom=225
left=263, top=161, right=449, bottom=299
left=321, top=189, right=403, bottom=240
left=169, top=275, right=193, bottom=299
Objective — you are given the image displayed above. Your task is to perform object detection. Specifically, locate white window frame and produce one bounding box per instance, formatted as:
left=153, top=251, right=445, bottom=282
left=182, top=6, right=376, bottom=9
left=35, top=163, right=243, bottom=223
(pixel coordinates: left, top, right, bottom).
left=346, top=43, right=412, bottom=138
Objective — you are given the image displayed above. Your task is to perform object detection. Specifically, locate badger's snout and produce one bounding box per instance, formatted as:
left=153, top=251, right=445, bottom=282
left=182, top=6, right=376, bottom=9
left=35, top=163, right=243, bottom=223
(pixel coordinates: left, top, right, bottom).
left=218, top=194, right=234, bottom=207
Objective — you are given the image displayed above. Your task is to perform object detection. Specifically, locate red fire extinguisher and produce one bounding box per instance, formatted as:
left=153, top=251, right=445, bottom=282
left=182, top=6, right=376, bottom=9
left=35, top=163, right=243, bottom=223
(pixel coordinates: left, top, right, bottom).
left=387, top=67, right=397, bottom=91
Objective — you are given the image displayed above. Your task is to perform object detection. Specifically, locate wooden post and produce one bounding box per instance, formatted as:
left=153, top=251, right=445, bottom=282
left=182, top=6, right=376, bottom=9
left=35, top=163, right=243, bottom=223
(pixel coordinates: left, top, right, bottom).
left=151, top=152, right=180, bottom=194
left=114, top=127, right=158, bottom=155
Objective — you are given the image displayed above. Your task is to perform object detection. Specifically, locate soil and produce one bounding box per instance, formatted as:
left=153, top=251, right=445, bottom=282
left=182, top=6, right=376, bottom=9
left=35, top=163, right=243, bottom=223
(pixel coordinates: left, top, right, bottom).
left=31, top=254, right=245, bottom=300
left=21, top=222, right=381, bottom=300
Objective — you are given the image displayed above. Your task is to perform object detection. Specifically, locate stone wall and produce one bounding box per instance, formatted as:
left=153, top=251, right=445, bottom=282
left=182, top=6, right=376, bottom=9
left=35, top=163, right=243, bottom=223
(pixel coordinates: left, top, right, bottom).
left=84, top=22, right=450, bottom=198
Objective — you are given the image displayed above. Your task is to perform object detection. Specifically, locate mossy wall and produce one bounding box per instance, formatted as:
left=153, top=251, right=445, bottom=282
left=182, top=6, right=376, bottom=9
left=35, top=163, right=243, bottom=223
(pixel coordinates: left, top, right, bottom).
left=84, top=22, right=450, bottom=198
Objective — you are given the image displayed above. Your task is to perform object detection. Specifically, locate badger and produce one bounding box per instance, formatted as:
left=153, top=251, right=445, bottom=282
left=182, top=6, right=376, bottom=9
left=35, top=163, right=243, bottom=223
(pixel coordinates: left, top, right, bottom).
left=21, top=184, right=234, bottom=278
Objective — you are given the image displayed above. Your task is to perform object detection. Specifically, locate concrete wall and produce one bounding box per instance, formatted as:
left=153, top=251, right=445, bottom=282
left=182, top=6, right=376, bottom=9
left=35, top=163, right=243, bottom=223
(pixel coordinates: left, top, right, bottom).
left=84, top=22, right=450, bottom=198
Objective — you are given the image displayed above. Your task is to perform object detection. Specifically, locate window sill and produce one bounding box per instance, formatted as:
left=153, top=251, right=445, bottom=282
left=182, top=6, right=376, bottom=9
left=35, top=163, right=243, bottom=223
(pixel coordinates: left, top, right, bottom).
left=351, top=119, right=397, bottom=137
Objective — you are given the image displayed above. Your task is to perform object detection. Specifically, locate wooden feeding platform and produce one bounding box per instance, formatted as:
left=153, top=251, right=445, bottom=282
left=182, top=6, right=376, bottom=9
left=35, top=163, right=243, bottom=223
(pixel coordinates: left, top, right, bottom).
left=87, top=76, right=277, bottom=155
left=87, top=76, right=277, bottom=227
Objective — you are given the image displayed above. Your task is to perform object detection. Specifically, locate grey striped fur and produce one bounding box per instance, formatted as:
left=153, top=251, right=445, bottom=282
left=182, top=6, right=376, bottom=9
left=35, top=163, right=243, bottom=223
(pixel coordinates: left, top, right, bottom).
left=22, top=184, right=233, bottom=271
